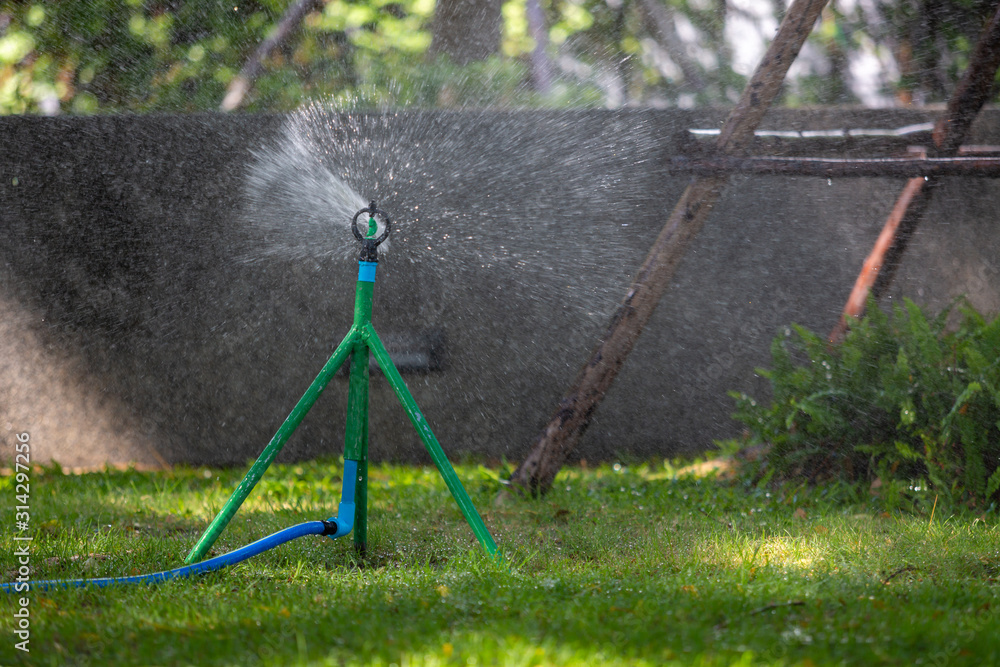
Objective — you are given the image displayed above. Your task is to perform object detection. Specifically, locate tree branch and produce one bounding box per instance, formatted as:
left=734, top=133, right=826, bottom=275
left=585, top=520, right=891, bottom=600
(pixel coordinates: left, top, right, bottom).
left=636, top=0, right=706, bottom=91
left=220, top=0, right=326, bottom=112
left=525, top=0, right=555, bottom=94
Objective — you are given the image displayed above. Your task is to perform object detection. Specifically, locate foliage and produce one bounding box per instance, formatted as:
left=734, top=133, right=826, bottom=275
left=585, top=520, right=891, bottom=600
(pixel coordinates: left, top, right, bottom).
left=3, top=459, right=1000, bottom=665
left=0, top=0, right=441, bottom=114
left=730, top=297, right=1000, bottom=508
left=1, top=1, right=273, bottom=113
left=2, top=0, right=1000, bottom=114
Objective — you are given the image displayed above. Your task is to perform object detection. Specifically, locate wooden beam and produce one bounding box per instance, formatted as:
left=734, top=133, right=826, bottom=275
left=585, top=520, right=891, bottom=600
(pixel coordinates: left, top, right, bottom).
left=663, top=155, right=1000, bottom=178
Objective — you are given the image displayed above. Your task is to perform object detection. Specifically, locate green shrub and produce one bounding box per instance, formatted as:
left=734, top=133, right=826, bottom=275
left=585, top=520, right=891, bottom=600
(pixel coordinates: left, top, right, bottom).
left=730, top=297, right=1000, bottom=507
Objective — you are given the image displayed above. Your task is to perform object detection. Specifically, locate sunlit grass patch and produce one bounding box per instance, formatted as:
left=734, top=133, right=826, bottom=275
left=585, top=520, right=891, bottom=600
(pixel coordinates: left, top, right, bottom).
left=1, top=459, right=999, bottom=665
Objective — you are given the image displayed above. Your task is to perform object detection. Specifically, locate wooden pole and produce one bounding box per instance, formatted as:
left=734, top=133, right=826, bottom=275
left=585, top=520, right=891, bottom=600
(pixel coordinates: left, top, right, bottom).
left=508, top=0, right=830, bottom=496
left=829, top=3, right=1000, bottom=344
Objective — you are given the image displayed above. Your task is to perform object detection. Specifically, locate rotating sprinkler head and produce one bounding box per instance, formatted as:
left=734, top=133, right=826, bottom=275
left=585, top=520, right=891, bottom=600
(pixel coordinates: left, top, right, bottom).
left=351, top=200, right=391, bottom=263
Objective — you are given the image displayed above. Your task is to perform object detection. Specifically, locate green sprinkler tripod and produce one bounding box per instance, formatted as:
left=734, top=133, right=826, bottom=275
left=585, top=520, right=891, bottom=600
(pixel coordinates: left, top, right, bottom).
left=185, top=202, right=499, bottom=564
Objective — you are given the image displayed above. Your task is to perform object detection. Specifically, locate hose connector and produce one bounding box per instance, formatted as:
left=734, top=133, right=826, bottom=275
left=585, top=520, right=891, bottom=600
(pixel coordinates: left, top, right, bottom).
left=322, top=506, right=354, bottom=538
left=326, top=459, right=359, bottom=539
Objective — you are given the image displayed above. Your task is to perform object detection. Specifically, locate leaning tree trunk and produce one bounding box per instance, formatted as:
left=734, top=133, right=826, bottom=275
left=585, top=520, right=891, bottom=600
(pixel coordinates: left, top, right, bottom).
left=508, top=0, right=830, bottom=497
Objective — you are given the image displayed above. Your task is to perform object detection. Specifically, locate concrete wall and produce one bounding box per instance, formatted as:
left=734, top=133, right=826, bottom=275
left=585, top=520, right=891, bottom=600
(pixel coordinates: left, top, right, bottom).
left=1, top=109, right=998, bottom=469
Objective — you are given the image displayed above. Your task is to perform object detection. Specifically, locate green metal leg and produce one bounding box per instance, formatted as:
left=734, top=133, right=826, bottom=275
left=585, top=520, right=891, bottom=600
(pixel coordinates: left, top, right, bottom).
left=184, top=328, right=361, bottom=564
left=186, top=257, right=500, bottom=565
left=356, top=456, right=368, bottom=556
left=362, top=323, right=500, bottom=558
left=344, top=342, right=370, bottom=555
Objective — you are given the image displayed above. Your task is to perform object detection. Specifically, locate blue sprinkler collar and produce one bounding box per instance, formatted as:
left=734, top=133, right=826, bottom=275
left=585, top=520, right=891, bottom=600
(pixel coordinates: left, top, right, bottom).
left=358, top=261, right=377, bottom=282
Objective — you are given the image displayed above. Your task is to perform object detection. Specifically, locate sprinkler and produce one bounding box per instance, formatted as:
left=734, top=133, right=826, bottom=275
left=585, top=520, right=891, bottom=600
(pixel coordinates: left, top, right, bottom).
left=2, top=202, right=499, bottom=592
left=186, top=200, right=498, bottom=561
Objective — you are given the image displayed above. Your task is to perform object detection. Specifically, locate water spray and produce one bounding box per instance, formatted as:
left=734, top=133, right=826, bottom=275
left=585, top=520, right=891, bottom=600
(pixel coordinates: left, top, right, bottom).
left=2, top=202, right=499, bottom=592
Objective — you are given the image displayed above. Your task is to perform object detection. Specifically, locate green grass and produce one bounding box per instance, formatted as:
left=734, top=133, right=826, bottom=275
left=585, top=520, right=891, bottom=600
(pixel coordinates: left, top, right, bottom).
left=1, top=458, right=999, bottom=666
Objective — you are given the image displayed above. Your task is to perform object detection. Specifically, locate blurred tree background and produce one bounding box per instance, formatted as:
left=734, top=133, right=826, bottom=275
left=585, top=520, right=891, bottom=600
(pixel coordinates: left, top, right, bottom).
left=0, top=0, right=998, bottom=114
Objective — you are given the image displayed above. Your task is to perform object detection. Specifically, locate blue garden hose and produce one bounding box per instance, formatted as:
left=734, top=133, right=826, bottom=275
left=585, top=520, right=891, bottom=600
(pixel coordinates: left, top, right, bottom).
left=2, top=460, right=359, bottom=592
left=2, top=520, right=335, bottom=592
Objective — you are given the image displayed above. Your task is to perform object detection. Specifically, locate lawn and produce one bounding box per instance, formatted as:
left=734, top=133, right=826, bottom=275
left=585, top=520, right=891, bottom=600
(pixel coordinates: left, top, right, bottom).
left=1, top=458, right=998, bottom=666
